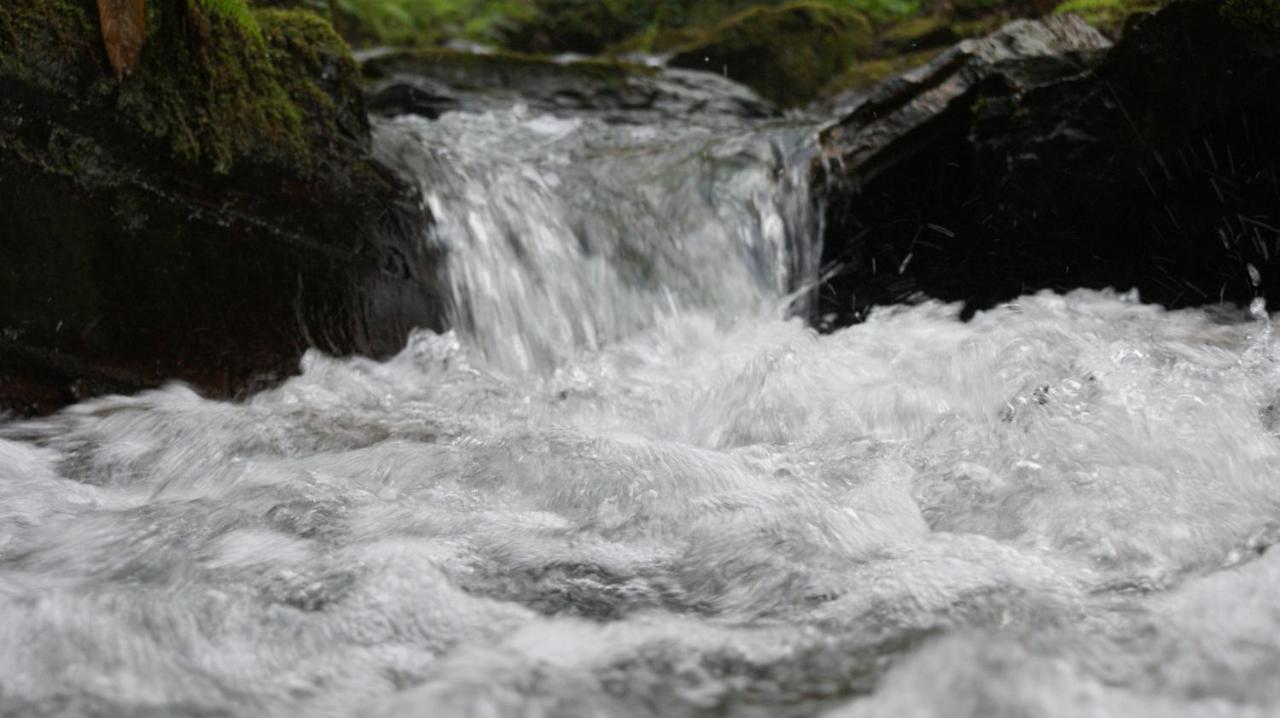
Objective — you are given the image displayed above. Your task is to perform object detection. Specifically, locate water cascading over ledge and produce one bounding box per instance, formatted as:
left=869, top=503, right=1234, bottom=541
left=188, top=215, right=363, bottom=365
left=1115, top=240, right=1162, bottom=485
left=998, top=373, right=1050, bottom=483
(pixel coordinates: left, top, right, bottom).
left=371, top=106, right=823, bottom=374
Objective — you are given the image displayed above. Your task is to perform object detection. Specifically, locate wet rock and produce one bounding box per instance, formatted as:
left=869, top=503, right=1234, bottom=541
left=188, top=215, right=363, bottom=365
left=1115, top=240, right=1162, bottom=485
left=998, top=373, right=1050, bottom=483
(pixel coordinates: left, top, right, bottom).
left=815, top=1, right=1280, bottom=324
left=362, top=48, right=778, bottom=124
left=0, top=0, right=445, bottom=416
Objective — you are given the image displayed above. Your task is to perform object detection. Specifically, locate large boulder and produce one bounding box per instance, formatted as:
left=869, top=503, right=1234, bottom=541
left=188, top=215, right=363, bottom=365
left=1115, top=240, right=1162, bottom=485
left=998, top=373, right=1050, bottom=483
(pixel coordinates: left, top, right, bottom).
left=815, top=0, right=1280, bottom=324
left=0, top=0, right=444, bottom=416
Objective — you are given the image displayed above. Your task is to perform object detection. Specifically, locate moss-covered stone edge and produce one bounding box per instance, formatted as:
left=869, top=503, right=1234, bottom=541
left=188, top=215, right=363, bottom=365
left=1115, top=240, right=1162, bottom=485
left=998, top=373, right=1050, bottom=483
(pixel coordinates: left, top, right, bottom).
left=0, top=0, right=367, bottom=175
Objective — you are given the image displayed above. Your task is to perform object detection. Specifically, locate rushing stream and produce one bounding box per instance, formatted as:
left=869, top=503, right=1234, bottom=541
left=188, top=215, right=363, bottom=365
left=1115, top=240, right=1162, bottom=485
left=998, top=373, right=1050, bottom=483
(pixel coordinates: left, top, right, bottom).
left=4, top=77, right=1280, bottom=717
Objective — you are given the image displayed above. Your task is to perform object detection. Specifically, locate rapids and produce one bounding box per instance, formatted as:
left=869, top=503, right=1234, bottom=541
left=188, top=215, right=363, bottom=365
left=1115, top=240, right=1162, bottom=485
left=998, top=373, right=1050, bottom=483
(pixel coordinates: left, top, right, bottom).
left=3, top=93, right=1280, bottom=717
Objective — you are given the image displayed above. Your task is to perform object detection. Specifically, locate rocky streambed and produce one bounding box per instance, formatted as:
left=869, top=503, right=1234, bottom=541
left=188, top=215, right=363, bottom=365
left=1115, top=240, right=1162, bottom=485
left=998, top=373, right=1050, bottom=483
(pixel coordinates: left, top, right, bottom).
left=3, top=2, right=1280, bottom=716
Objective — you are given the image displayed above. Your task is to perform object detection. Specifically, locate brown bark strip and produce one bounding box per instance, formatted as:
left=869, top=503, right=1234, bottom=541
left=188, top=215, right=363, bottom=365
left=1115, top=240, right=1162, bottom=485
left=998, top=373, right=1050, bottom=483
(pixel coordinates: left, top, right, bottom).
left=97, top=0, right=147, bottom=78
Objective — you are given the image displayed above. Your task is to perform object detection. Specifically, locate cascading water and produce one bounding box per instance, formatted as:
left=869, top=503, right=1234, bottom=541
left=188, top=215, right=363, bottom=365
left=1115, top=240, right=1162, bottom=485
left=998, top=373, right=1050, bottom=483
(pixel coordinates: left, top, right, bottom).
left=372, top=105, right=821, bottom=373
left=3, top=70, right=1280, bottom=718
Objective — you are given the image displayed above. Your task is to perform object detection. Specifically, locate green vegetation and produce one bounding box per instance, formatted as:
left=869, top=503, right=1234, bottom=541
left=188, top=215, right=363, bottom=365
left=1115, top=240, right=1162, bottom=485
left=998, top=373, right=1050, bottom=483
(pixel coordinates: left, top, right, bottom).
left=199, top=0, right=268, bottom=42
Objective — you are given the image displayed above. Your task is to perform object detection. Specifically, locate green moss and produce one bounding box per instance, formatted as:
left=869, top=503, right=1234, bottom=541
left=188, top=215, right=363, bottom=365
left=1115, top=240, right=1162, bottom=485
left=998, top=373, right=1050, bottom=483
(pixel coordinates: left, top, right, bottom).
left=669, top=2, right=874, bottom=106
left=0, top=0, right=365, bottom=174
left=256, top=8, right=369, bottom=144
left=1052, top=0, right=1160, bottom=34
left=950, top=16, right=1003, bottom=36
left=197, top=0, right=266, bottom=43
left=1222, top=0, right=1280, bottom=30
left=820, top=48, right=940, bottom=96
left=879, top=14, right=955, bottom=51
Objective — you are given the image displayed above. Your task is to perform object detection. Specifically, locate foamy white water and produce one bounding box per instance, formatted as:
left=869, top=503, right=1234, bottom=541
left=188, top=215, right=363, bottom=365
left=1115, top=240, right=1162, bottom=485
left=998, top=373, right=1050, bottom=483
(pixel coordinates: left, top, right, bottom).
left=2, top=101, right=1280, bottom=717
left=373, top=107, right=820, bottom=374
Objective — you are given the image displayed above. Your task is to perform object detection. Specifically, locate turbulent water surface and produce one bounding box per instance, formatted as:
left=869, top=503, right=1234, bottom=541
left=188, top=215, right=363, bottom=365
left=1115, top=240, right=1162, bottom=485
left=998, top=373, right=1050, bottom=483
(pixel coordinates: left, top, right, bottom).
left=4, top=83, right=1280, bottom=718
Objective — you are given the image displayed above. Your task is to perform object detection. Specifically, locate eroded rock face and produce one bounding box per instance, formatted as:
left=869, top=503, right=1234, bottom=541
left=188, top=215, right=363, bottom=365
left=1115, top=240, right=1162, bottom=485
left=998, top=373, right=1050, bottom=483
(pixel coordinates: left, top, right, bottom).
left=0, top=0, right=445, bottom=416
left=816, top=1, right=1280, bottom=324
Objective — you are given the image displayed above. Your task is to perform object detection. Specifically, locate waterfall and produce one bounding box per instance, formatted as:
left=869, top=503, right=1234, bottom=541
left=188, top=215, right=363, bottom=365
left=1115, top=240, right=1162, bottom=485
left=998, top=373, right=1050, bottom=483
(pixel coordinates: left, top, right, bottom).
left=374, top=106, right=822, bottom=372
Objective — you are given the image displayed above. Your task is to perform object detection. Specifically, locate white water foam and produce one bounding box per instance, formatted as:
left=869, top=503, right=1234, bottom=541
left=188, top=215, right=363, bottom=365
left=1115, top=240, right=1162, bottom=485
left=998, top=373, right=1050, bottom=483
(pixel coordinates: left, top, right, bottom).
left=3, top=290, right=1280, bottom=716
left=3, top=100, right=1280, bottom=716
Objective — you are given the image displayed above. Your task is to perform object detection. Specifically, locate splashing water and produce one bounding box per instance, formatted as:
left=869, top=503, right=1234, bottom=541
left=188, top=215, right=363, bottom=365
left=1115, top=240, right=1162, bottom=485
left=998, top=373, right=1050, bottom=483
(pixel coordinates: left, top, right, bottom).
left=3, top=97, right=1280, bottom=717
left=373, top=107, right=820, bottom=373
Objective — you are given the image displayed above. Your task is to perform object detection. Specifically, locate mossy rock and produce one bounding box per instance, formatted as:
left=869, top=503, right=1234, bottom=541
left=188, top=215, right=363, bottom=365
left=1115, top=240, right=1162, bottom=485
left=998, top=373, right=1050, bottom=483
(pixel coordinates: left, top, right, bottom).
left=607, top=25, right=709, bottom=56
left=256, top=8, right=369, bottom=149
left=820, top=48, right=942, bottom=98
left=0, top=0, right=443, bottom=414
left=668, top=2, right=874, bottom=107
left=1052, top=0, right=1161, bottom=36
left=0, top=0, right=363, bottom=174
left=879, top=14, right=959, bottom=52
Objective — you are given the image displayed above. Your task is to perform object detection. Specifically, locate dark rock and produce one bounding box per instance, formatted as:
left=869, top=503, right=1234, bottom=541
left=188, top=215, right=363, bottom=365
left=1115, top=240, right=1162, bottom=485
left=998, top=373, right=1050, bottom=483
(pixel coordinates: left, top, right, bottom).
left=362, top=48, right=778, bottom=124
left=0, top=0, right=445, bottom=417
left=815, top=1, right=1280, bottom=324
